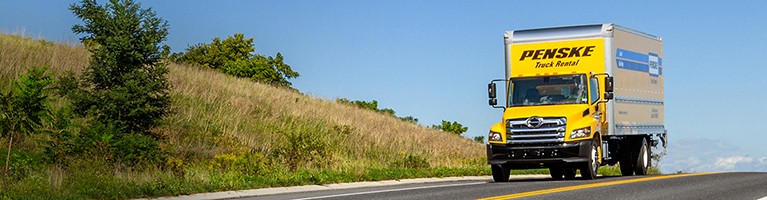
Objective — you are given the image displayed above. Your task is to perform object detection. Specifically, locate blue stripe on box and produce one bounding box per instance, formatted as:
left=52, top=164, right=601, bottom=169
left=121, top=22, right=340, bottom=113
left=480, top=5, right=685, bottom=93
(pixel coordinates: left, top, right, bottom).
left=616, top=49, right=663, bottom=77
left=616, top=49, right=648, bottom=63
left=617, top=59, right=648, bottom=72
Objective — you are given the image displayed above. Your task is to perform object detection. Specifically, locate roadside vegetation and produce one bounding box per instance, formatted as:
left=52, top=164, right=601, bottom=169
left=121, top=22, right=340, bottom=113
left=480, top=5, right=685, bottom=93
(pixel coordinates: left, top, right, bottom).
left=0, top=1, right=492, bottom=199
left=0, top=1, right=660, bottom=199
left=335, top=98, right=419, bottom=124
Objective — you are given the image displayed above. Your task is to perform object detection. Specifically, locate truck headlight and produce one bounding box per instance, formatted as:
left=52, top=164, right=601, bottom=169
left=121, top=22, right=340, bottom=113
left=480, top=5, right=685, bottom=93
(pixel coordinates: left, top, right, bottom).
left=570, top=127, right=591, bottom=139
left=488, top=131, right=503, bottom=142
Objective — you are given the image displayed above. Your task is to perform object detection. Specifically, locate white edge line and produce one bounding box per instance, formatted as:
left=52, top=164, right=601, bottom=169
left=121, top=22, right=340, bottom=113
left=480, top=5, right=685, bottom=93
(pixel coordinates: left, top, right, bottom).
left=293, top=181, right=487, bottom=200
left=757, top=195, right=767, bottom=200
left=141, top=176, right=510, bottom=200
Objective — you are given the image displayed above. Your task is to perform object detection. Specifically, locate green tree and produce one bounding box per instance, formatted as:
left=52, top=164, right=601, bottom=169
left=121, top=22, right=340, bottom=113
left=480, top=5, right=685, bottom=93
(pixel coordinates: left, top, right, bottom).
left=175, top=34, right=299, bottom=87
left=0, top=66, right=54, bottom=176
left=431, top=120, right=468, bottom=136
left=178, top=33, right=254, bottom=70
left=68, top=0, right=171, bottom=135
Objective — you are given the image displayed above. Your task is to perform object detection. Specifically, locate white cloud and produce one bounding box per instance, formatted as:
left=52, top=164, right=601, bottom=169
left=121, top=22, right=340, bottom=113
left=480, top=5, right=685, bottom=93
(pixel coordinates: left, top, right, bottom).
left=713, top=156, right=753, bottom=171
left=657, top=137, right=767, bottom=173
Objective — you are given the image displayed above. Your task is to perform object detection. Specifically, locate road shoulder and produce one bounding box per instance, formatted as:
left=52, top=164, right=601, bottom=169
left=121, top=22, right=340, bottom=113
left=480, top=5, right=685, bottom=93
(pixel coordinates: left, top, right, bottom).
left=139, top=175, right=547, bottom=200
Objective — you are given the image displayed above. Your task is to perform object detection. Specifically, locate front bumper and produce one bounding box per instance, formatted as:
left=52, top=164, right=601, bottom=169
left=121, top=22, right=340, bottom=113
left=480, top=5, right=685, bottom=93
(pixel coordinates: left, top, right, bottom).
left=486, top=140, right=592, bottom=169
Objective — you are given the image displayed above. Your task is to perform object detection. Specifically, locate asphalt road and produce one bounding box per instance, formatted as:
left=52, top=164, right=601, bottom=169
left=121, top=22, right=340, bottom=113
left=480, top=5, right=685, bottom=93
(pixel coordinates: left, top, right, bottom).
left=240, top=172, right=767, bottom=200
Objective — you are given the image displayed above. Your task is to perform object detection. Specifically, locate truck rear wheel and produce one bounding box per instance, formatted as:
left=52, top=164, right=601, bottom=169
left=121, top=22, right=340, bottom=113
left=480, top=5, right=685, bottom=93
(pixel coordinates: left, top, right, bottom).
left=580, top=140, right=599, bottom=180
left=492, top=164, right=510, bottom=182
left=634, top=138, right=650, bottom=175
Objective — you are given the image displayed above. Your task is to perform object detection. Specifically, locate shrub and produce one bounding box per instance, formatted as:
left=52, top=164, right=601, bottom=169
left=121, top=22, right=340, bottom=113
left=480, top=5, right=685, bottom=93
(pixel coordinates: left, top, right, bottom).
left=1, top=150, right=45, bottom=181
left=40, top=106, right=79, bottom=165
left=336, top=98, right=419, bottom=124
left=431, top=120, right=468, bottom=136
left=174, top=33, right=299, bottom=87
left=175, top=33, right=254, bottom=70
left=472, top=136, right=485, bottom=143
left=399, top=116, right=419, bottom=123
left=279, top=130, right=331, bottom=171
left=112, top=133, right=162, bottom=166
left=71, top=121, right=162, bottom=166
left=0, top=65, right=54, bottom=176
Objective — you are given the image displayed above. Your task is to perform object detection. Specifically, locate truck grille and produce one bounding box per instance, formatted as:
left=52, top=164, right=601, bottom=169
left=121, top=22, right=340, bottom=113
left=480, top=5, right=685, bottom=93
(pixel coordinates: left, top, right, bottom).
left=506, top=117, right=566, bottom=145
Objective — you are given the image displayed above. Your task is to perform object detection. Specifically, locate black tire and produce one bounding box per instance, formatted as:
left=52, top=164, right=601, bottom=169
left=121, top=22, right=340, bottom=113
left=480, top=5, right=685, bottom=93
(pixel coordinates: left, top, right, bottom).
left=563, top=167, right=577, bottom=179
left=492, top=164, right=510, bottom=182
left=619, top=140, right=635, bottom=176
left=549, top=166, right=564, bottom=180
left=634, top=138, right=650, bottom=175
left=580, top=140, right=599, bottom=180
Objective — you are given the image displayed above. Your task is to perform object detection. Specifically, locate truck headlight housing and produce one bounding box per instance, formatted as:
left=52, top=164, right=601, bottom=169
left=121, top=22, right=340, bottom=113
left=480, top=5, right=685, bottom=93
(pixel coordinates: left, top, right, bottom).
left=570, top=127, right=591, bottom=139
left=488, top=131, right=503, bottom=142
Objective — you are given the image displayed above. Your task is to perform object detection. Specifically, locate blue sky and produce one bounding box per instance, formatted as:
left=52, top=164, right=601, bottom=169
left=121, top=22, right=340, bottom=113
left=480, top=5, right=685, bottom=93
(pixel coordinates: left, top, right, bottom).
left=2, top=0, right=766, bottom=172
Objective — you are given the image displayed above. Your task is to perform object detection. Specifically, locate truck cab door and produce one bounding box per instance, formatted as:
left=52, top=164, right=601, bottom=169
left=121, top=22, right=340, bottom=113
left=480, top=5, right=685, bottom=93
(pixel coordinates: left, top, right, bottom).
left=589, top=77, right=607, bottom=130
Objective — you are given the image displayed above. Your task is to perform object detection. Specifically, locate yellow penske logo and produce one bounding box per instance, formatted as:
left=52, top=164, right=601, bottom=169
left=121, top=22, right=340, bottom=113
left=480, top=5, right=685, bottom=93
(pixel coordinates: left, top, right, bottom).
left=519, top=46, right=596, bottom=61
left=511, top=39, right=604, bottom=74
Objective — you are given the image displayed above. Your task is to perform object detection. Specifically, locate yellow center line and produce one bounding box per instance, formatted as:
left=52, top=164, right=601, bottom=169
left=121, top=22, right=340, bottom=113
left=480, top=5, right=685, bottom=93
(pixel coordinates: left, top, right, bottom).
left=478, top=172, right=720, bottom=200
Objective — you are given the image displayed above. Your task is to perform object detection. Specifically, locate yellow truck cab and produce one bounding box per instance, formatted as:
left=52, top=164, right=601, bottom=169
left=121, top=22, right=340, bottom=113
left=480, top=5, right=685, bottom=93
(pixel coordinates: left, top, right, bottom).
left=486, top=24, right=667, bottom=182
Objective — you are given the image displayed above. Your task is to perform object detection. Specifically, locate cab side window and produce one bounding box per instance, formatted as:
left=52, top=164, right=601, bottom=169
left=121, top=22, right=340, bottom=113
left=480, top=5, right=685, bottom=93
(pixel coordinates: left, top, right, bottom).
left=589, top=77, right=599, bottom=104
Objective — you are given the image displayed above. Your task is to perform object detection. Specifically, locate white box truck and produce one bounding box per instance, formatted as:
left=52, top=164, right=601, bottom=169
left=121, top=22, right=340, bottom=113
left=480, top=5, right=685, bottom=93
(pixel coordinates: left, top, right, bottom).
left=486, top=24, right=667, bottom=181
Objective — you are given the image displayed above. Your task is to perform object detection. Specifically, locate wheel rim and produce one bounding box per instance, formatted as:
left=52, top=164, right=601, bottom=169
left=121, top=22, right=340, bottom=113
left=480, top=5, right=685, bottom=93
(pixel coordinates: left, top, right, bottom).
left=591, top=144, right=598, bottom=173
left=642, top=145, right=649, bottom=169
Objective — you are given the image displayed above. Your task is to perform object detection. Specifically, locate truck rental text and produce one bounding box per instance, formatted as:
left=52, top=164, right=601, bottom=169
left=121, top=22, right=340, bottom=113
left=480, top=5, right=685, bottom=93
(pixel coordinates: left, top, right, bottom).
left=486, top=24, right=667, bottom=182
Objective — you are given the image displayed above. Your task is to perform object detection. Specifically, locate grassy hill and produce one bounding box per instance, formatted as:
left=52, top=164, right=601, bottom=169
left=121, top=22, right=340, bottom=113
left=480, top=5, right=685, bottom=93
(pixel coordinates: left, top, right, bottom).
left=0, top=33, right=494, bottom=199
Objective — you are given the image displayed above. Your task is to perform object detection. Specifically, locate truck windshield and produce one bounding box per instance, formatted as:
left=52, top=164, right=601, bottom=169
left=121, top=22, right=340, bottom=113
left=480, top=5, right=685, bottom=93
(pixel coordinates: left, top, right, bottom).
left=508, top=74, right=588, bottom=107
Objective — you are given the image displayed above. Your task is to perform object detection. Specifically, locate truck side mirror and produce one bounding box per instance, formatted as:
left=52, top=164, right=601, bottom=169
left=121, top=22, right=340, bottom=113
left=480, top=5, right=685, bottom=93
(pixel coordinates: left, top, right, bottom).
left=604, top=92, right=614, bottom=100
left=488, top=79, right=506, bottom=109
left=488, top=83, right=497, bottom=99
left=604, top=76, right=614, bottom=93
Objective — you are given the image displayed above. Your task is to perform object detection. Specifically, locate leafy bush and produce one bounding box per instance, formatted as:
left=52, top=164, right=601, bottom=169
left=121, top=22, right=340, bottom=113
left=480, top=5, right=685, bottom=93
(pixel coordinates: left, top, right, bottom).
left=278, top=129, right=331, bottom=171
left=336, top=98, right=419, bottom=123
left=0, top=65, right=54, bottom=175
left=113, top=133, right=162, bottom=166
left=472, top=136, right=485, bottom=143
left=40, top=106, right=78, bottom=165
left=1, top=150, right=46, bottom=181
left=174, top=33, right=300, bottom=87
left=431, top=120, right=468, bottom=136
left=71, top=121, right=163, bottom=166
left=399, top=116, right=419, bottom=123
left=175, top=33, right=254, bottom=70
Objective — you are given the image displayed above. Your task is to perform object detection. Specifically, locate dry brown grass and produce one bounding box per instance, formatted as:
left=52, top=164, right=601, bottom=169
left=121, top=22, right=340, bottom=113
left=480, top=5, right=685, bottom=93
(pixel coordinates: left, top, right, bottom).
left=0, top=33, right=484, bottom=171
left=0, top=34, right=88, bottom=86
left=166, top=64, right=484, bottom=168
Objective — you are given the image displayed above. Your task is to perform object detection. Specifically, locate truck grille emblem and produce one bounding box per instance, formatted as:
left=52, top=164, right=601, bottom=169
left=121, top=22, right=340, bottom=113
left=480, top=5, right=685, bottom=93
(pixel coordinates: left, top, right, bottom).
left=526, top=116, right=544, bottom=129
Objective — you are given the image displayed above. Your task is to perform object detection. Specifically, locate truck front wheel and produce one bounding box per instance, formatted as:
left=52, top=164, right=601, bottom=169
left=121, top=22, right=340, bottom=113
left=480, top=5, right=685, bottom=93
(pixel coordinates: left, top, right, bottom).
left=580, top=139, right=599, bottom=180
left=491, top=164, right=510, bottom=182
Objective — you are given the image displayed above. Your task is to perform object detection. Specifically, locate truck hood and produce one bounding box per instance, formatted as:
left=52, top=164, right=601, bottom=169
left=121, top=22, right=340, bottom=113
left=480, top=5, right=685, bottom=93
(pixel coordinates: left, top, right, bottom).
left=503, top=104, right=590, bottom=121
